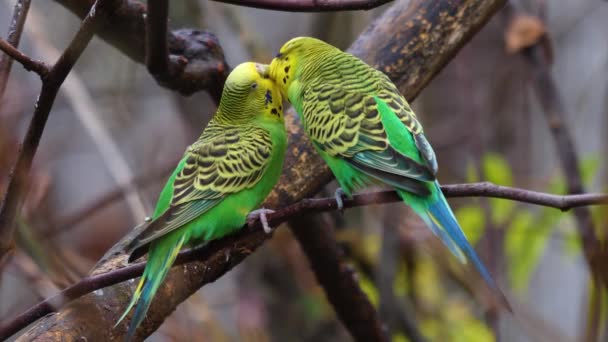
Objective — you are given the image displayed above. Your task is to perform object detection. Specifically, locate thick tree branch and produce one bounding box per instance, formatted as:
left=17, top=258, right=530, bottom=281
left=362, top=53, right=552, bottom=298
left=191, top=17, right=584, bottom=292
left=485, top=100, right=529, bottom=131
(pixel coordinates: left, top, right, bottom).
left=210, top=0, right=394, bottom=12
left=145, top=0, right=170, bottom=78
left=4, top=182, right=607, bottom=339
left=0, top=0, right=121, bottom=270
left=289, top=215, right=388, bottom=342
left=53, top=0, right=228, bottom=101
left=16, top=0, right=509, bottom=340
left=0, top=0, right=32, bottom=96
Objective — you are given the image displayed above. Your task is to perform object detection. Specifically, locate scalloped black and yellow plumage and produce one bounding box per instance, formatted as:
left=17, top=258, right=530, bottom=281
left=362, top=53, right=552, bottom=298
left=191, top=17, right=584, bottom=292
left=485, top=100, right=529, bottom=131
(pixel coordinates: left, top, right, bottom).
left=117, top=62, right=287, bottom=340
left=270, top=37, right=509, bottom=309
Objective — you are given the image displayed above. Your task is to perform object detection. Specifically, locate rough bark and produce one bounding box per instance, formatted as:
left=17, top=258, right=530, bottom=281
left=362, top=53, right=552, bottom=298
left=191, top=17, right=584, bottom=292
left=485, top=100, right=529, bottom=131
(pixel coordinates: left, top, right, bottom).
left=54, top=0, right=229, bottom=100
left=18, top=0, right=506, bottom=340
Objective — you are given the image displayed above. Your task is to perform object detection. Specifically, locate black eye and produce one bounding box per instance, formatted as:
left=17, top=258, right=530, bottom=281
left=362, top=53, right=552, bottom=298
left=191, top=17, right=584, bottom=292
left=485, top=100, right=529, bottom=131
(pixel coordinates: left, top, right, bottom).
left=251, top=83, right=257, bottom=89
left=275, top=52, right=283, bottom=58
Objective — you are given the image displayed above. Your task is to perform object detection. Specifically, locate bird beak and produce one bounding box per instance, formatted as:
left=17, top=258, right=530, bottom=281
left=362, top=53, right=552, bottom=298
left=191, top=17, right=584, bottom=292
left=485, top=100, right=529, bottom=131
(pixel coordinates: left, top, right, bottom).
left=255, top=63, right=270, bottom=78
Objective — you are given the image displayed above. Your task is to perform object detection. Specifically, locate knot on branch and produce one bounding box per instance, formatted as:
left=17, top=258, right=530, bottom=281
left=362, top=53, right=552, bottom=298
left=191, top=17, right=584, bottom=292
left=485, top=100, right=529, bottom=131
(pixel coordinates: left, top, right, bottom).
left=159, top=29, right=228, bottom=98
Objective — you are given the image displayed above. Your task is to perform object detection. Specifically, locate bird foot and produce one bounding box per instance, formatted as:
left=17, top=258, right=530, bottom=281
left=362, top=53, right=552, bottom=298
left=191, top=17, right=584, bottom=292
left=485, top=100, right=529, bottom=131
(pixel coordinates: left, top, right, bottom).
left=248, top=208, right=276, bottom=234
left=334, top=188, right=347, bottom=213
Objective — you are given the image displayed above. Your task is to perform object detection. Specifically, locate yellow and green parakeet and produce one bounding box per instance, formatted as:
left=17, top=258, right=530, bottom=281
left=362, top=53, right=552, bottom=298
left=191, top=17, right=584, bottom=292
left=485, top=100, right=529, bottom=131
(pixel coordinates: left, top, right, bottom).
left=269, top=37, right=508, bottom=307
left=116, top=62, right=287, bottom=339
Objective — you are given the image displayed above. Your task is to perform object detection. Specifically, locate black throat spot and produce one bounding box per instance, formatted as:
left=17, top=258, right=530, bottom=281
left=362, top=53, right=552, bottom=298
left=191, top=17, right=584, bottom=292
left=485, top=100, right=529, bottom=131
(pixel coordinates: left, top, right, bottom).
left=265, top=90, right=273, bottom=105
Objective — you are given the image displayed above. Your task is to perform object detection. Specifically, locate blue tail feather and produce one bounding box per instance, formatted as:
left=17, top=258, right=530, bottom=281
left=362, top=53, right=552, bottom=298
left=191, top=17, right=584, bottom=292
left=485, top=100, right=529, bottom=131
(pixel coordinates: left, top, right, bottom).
left=426, top=194, right=496, bottom=289
left=399, top=182, right=511, bottom=310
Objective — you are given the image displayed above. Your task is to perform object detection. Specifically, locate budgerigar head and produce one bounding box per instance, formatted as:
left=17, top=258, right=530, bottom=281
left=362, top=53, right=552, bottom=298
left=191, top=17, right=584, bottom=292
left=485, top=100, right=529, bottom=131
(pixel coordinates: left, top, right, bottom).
left=217, top=62, right=283, bottom=123
left=269, top=37, right=336, bottom=99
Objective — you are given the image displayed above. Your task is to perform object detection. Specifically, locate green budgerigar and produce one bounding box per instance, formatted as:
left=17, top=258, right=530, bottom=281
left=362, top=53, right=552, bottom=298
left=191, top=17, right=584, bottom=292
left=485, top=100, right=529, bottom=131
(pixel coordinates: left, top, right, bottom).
left=269, top=37, right=508, bottom=306
left=116, top=62, right=287, bottom=339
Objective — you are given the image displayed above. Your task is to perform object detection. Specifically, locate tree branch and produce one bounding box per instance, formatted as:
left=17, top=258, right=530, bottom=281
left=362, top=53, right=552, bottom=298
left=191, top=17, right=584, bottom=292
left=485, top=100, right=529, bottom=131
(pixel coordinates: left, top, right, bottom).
left=145, top=0, right=170, bottom=78
left=44, top=161, right=178, bottom=238
left=0, top=0, right=33, bottom=96
left=0, top=0, right=121, bottom=269
left=210, top=0, right=394, bottom=12
left=288, top=215, right=388, bottom=341
left=506, top=4, right=608, bottom=286
left=0, top=39, right=49, bottom=78
left=3, top=182, right=607, bottom=340
left=53, top=0, right=228, bottom=101
left=441, top=182, right=608, bottom=211
left=15, top=0, right=509, bottom=339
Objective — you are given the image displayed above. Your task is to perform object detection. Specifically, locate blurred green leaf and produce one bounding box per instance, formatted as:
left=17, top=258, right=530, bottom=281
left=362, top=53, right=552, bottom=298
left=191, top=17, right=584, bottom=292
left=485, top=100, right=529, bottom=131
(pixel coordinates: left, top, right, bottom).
left=560, top=217, right=581, bottom=256
left=451, top=316, right=495, bottom=342
left=420, top=319, right=441, bottom=341
left=445, top=299, right=495, bottom=342
left=544, top=156, right=599, bottom=256
left=359, top=273, right=380, bottom=307
left=548, top=174, right=566, bottom=194
left=297, top=293, right=331, bottom=321
left=466, top=161, right=480, bottom=183
left=592, top=206, right=608, bottom=241
left=415, top=257, right=443, bottom=305
left=580, top=156, right=599, bottom=187
left=483, top=153, right=513, bottom=187
left=483, top=153, right=515, bottom=225
left=394, top=261, right=410, bottom=297
left=601, top=285, right=608, bottom=337
left=455, top=205, right=485, bottom=246
left=505, top=210, right=553, bottom=292
left=392, top=332, right=411, bottom=342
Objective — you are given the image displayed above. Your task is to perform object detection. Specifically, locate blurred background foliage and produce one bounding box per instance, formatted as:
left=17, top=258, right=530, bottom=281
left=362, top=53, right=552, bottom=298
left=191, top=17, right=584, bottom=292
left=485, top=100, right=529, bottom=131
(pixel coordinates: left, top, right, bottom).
left=0, top=0, right=607, bottom=341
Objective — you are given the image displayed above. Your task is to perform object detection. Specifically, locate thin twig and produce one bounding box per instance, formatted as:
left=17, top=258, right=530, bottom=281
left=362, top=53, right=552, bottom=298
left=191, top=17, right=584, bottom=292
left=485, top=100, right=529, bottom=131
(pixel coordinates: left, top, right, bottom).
left=54, top=0, right=229, bottom=100
left=0, top=0, right=32, bottom=96
left=210, top=0, right=394, bottom=12
left=2, top=181, right=607, bottom=339
left=0, top=38, right=48, bottom=77
left=440, top=182, right=608, bottom=210
left=4, top=1, right=537, bottom=339
left=45, top=161, right=177, bottom=237
left=508, top=3, right=608, bottom=287
left=0, top=0, right=120, bottom=269
left=23, top=5, right=149, bottom=223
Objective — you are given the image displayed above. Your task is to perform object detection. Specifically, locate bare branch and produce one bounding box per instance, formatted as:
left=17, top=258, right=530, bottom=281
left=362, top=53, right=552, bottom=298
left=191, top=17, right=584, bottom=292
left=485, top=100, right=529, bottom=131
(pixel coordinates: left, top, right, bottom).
left=145, top=0, right=170, bottom=77
left=0, top=0, right=33, bottom=95
left=505, top=4, right=608, bottom=286
left=15, top=0, right=510, bottom=339
left=0, top=38, right=48, bottom=78
left=0, top=0, right=121, bottom=270
left=53, top=0, right=228, bottom=101
left=210, top=0, right=394, bottom=12
left=44, top=161, right=177, bottom=238
left=289, top=215, right=388, bottom=341
left=441, top=182, right=608, bottom=211
left=3, top=182, right=607, bottom=340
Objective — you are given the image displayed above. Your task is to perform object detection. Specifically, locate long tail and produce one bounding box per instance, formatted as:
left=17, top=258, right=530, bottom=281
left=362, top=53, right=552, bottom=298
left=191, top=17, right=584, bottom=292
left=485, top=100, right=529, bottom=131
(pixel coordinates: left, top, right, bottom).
left=398, top=181, right=511, bottom=310
left=116, top=232, right=188, bottom=341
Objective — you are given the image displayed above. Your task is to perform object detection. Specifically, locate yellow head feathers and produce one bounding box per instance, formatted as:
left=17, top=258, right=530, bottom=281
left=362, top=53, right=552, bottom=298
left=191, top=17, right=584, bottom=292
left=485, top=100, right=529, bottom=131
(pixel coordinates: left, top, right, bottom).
left=217, top=62, right=283, bottom=123
left=269, top=37, right=337, bottom=98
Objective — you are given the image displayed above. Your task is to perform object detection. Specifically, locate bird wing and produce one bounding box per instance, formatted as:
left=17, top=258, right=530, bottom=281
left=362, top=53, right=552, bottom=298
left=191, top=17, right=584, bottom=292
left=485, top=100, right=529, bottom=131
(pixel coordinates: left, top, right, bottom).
left=128, top=125, right=273, bottom=250
left=301, top=62, right=437, bottom=195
